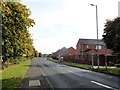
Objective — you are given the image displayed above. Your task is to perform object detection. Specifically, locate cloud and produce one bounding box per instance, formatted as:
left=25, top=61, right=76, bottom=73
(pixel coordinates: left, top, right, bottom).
left=22, top=0, right=119, bottom=54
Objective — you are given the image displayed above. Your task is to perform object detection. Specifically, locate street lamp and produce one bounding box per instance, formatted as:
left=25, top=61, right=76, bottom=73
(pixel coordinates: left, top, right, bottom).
left=104, top=45, right=107, bottom=71
left=90, top=4, right=100, bottom=69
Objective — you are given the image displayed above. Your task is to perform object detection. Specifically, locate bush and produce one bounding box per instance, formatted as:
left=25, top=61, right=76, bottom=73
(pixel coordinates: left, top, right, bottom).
left=2, top=56, right=29, bottom=69
left=109, top=61, right=115, bottom=66
left=117, top=59, right=120, bottom=64
left=115, top=64, right=120, bottom=68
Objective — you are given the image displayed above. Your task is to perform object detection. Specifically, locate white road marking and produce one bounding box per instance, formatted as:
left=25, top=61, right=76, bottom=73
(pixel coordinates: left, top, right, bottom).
left=57, top=65, right=66, bottom=67
left=45, top=77, right=53, bottom=89
left=74, top=73, right=82, bottom=76
left=67, top=70, right=82, bottom=76
left=39, top=65, right=53, bottom=89
left=58, top=66, right=83, bottom=77
left=29, top=80, right=41, bottom=87
left=39, top=66, right=45, bottom=76
left=58, top=67, right=63, bottom=70
left=91, top=81, right=116, bottom=89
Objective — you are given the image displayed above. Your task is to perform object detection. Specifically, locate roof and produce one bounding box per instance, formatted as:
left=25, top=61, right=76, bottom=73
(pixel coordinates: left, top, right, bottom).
left=85, top=49, right=112, bottom=55
left=63, top=47, right=77, bottom=56
left=53, top=47, right=67, bottom=56
left=98, top=49, right=113, bottom=55
left=78, top=38, right=104, bottom=45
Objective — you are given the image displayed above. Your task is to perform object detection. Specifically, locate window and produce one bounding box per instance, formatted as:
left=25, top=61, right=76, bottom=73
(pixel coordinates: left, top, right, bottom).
left=86, top=45, right=89, bottom=48
left=96, top=45, right=102, bottom=50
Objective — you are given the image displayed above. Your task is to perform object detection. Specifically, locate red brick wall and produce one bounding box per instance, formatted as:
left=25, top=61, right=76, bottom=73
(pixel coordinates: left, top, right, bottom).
left=64, top=47, right=77, bottom=56
left=63, top=55, right=109, bottom=66
left=76, top=41, right=97, bottom=54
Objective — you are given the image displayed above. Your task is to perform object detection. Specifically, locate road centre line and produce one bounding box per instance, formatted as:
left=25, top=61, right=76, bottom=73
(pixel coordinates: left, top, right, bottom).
left=58, top=67, right=64, bottom=70
left=91, top=81, right=117, bottom=90
left=58, top=66, right=83, bottom=77
left=58, top=64, right=117, bottom=90
left=67, top=70, right=82, bottom=76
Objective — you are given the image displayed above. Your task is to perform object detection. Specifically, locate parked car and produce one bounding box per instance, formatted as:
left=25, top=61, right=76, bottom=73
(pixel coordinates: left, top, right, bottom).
left=58, top=56, right=64, bottom=62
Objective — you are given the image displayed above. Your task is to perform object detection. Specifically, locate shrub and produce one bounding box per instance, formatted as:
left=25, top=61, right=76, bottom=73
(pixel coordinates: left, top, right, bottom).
left=115, top=64, right=120, bottom=68
left=109, top=61, right=115, bottom=66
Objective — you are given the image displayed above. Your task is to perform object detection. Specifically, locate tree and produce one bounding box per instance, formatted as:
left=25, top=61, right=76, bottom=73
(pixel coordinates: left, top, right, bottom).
left=102, top=17, right=120, bottom=53
left=2, top=2, right=36, bottom=62
left=33, top=48, right=38, bottom=57
left=38, top=52, right=42, bottom=57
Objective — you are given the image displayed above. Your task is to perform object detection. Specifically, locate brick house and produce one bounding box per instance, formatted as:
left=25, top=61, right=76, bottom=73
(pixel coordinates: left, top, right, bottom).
left=63, top=47, right=77, bottom=57
left=51, top=47, right=67, bottom=59
left=52, top=47, right=77, bottom=60
left=54, top=47, right=67, bottom=56
left=52, top=38, right=113, bottom=65
left=76, top=38, right=112, bottom=56
left=53, top=47, right=77, bottom=56
left=75, top=38, right=113, bottom=65
left=62, top=47, right=79, bottom=62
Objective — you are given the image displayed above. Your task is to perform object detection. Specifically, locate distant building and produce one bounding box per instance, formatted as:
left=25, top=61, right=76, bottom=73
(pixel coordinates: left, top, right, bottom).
left=53, top=47, right=67, bottom=56
left=52, top=47, right=78, bottom=59
left=51, top=47, right=67, bottom=59
left=63, top=47, right=77, bottom=56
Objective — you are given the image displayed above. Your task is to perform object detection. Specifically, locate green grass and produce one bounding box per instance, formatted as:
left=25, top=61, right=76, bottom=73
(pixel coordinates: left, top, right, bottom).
left=0, top=58, right=31, bottom=89
left=60, top=61, right=91, bottom=69
left=47, top=57, right=120, bottom=76
left=93, top=66, right=120, bottom=76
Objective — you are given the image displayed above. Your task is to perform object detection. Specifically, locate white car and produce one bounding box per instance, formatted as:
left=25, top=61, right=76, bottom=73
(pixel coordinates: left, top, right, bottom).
left=58, top=56, right=63, bottom=62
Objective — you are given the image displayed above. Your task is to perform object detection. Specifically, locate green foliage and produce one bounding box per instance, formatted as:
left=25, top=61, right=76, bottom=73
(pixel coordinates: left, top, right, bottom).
left=33, top=47, right=38, bottom=57
left=38, top=52, right=42, bottom=57
left=102, top=17, right=120, bottom=53
left=1, top=58, right=31, bottom=88
left=2, top=2, right=37, bottom=63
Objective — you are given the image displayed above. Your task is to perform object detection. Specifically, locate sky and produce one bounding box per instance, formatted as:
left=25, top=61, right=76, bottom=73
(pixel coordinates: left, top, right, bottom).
left=21, top=0, right=119, bottom=54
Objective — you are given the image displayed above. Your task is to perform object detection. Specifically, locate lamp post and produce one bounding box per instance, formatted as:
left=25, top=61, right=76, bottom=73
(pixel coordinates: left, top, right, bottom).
left=105, top=45, right=107, bottom=71
left=90, top=4, right=100, bottom=69
left=91, top=53, right=94, bottom=69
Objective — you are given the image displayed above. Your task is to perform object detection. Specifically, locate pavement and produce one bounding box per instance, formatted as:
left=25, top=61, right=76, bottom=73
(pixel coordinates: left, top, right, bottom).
left=19, top=57, right=52, bottom=90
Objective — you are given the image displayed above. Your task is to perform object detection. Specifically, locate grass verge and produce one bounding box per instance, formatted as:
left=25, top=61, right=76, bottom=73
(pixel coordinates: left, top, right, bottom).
left=0, top=58, right=31, bottom=89
left=93, top=66, right=120, bottom=76
left=47, top=57, right=120, bottom=77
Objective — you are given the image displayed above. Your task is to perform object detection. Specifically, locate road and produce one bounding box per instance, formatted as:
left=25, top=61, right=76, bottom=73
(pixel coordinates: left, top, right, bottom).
left=38, top=57, right=119, bottom=90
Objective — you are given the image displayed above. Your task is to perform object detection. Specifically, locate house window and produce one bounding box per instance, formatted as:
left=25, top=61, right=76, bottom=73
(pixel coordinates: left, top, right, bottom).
left=96, top=45, right=102, bottom=50
left=86, top=45, right=89, bottom=48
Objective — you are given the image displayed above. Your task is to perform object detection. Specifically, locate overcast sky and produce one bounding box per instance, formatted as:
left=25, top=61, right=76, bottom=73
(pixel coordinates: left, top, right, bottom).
left=21, top=0, right=119, bottom=54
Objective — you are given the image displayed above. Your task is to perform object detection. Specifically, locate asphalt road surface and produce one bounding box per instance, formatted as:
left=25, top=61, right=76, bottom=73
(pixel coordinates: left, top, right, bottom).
left=38, top=57, right=120, bottom=90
